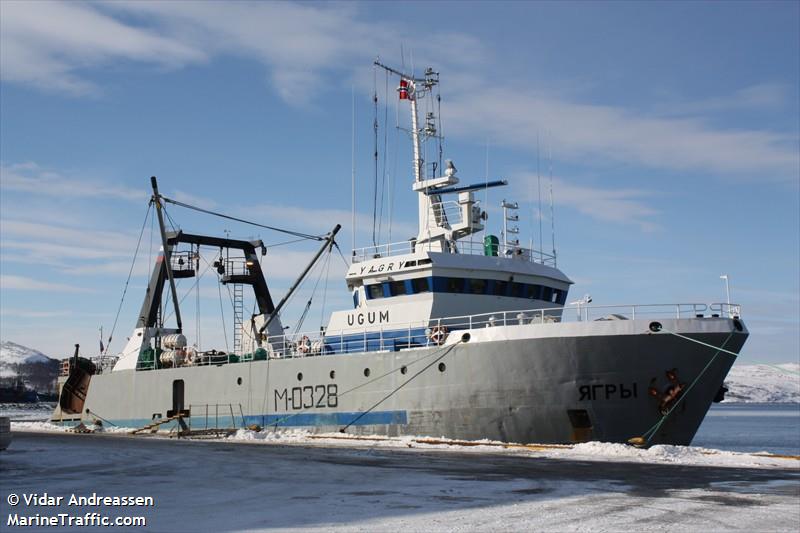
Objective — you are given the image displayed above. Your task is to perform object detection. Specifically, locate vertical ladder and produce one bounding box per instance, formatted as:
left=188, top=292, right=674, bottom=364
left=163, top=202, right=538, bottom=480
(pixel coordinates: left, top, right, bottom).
left=501, top=200, right=520, bottom=252
left=232, top=283, right=243, bottom=355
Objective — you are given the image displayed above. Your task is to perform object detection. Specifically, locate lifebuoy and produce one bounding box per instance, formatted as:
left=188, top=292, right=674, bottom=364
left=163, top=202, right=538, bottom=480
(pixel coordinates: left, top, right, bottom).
left=298, top=336, right=311, bottom=354
left=428, top=325, right=448, bottom=345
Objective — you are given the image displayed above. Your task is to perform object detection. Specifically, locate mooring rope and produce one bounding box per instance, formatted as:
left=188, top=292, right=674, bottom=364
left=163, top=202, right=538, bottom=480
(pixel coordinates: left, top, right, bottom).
left=340, top=340, right=461, bottom=432
left=84, top=408, right=118, bottom=427
left=632, top=326, right=736, bottom=446
left=262, top=337, right=462, bottom=429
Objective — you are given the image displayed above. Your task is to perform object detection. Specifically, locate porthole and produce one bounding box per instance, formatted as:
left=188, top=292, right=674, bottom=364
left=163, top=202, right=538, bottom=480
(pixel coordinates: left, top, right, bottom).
left=297, top=372, right=303, bottom=381
left=330, top=370, right=336, bottom=379
left=438, top=362, right=446, bottom=373
left=364, top=368, right=371, bottom=377
left=237, top=377, right=243, bottom=385
left=400, top=366, right=407, bottom=375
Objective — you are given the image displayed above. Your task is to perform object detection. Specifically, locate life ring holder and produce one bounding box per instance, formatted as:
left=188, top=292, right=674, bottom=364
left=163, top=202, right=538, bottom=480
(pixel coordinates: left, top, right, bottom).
left=429, top=325, right=449, bottom=345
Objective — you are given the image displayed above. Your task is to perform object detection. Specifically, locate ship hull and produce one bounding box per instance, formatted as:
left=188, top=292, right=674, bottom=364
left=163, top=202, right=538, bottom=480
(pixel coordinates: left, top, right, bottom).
left=52, top=317, right=746, bottom=446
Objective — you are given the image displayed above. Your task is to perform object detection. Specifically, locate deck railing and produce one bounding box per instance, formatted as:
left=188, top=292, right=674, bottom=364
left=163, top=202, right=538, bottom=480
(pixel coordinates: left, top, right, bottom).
left=127, top=301, right=741, bottom=370
left=351, top=239, right=557, bottom=266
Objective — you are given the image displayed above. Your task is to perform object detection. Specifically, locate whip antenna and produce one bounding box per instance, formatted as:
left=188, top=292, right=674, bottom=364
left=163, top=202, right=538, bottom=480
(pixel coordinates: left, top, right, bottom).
left=537, top=132, right=543, bottom=262
left=549, top=132, right=557, bottom=265
left=351, top=85, right=356, bottom=259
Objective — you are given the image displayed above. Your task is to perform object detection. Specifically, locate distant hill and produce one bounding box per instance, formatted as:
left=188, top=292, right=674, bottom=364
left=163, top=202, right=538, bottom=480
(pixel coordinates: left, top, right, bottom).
left=723, top=363, right=800, bottom=403
left=0, top=341, right=61, bottom=394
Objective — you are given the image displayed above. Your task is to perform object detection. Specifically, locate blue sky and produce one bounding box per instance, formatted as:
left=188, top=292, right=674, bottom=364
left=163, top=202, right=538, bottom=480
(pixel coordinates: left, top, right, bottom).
left=1, top=1, right=798, bottom=363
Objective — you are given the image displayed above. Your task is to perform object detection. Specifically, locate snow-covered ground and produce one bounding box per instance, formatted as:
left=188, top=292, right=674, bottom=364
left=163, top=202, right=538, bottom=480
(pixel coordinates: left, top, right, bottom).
left=9, top=421, right=799, bottom=469
left=724, top=362, right=800, bottom=403
left=2, top=431, right=798, bottom=532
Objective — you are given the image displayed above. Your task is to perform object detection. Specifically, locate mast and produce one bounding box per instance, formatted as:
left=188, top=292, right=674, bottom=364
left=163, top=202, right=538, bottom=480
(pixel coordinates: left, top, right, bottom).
left=410, top=85, right=422, bottom=182
left=150, top=176, right=182, bottom=333
left=373, top=60, right=501, bottom=251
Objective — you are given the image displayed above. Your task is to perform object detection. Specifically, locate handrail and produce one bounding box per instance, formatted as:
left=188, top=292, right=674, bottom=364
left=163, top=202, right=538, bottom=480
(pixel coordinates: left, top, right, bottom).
left=130, top=301, right=742, bottom=370
left=187, top=403, right=244, bottom=431
left=351, top=239, right=557, bottom=266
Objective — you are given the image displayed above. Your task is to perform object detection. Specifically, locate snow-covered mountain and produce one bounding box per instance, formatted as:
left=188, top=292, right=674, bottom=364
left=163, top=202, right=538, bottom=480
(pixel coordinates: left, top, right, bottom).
left=1, top=341, right=52, bottom=366
left=0, top=341, right=61, bottom=392
left=723, top=362, right=800, bottom=403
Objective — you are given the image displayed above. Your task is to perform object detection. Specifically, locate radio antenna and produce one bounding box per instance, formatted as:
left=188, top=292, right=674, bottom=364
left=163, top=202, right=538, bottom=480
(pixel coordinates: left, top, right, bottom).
left=351, top=85, right=356, bottom=259
left=537, top=132, right=543, bottom=262
left=548, top=132, right=557, bottom=265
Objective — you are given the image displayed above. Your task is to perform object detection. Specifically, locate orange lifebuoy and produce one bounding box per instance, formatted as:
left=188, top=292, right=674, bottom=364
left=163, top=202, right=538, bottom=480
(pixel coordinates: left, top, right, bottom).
left=298, top=336, right=311, bottom=354
left=429, top=325, right=448, bottom=345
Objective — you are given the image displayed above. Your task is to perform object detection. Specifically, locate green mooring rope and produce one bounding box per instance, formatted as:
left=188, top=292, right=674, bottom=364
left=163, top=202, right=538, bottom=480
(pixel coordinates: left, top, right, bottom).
left=638, top=329, right=735, bottom=445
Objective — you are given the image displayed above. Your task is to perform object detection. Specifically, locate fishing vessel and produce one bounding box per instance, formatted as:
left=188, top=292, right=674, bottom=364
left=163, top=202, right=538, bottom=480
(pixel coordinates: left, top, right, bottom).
left=52, top=63, right=747, bottom=446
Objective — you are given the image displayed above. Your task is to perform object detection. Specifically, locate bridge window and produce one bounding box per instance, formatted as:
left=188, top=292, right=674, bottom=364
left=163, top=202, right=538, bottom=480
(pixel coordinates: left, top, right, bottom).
left=366, top=275, right=565, bottom=304
left=529, top=285, right=543, bottom=300
left=553, top=289, right=567, bottom=305
left=389, top=280, right=407, bottom=296
left=367, top=284, right=383, bottom=300
left=493, top=280, right=508, bottom=296
left=510, top=282, right=525, bottom=298
left=541, top=286, right=553, bottom=302
left=446, top=277, right=464, bottom=293
left=412, top=277, right=431, bottom=293
left=469, top=279, right=487, bottom=294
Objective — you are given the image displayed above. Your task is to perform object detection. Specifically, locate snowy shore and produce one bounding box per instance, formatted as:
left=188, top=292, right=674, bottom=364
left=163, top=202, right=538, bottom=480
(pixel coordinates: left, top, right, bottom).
left=10, top=421, right=799, bottom=470
left=3, top=430, right=798, bottom=533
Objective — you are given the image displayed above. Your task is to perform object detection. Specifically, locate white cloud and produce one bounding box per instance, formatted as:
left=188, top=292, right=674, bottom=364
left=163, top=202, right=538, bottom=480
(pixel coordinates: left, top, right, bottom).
left=0, top=1, right=205, bottom=95
left=0, top=274, right=92, bottom=292
left=0, top=217, right=151, bottom=279
left=444, top=84, right=799, bottom=182
left=169, top=189, right=217, bottom=210
left=243, top=203, right=418, bottom=247
left=0, top=162, right=146, bottom=201
left=1, top=1, right=483, bottom=104
left=655, top=83, right=792, bottom=116
left=1, top=2, right=796, bottom=182
left=0, top=308, right=101, bottom=319
left=513, top=174, right=659, bottom=232
left=0, top=219, right=138, bottom=253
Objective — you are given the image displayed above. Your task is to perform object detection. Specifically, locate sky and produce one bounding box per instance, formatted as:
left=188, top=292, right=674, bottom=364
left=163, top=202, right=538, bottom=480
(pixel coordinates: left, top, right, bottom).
left=0, top=0, right=798, bottom=364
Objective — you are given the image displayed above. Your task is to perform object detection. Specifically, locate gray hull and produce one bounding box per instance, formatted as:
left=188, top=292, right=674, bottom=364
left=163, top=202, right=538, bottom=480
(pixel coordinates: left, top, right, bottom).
left=52, top=317, right=746, bottom=445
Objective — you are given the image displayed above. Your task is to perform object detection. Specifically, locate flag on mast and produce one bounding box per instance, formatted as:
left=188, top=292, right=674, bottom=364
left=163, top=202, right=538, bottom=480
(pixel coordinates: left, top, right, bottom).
left=398, top=79, right=409, bottom=100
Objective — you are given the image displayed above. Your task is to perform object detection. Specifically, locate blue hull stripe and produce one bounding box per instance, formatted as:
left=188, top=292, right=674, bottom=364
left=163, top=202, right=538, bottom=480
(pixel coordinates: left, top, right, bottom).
left=52, top=410, right=407, bottom=430
left=245, top=410, right=407, bottom=427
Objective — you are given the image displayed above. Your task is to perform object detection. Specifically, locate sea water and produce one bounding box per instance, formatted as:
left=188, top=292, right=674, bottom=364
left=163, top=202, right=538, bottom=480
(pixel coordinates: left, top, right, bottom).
left=693, top=403, right=800, bottom=456
left=3, top=402, right=799, bottom=455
